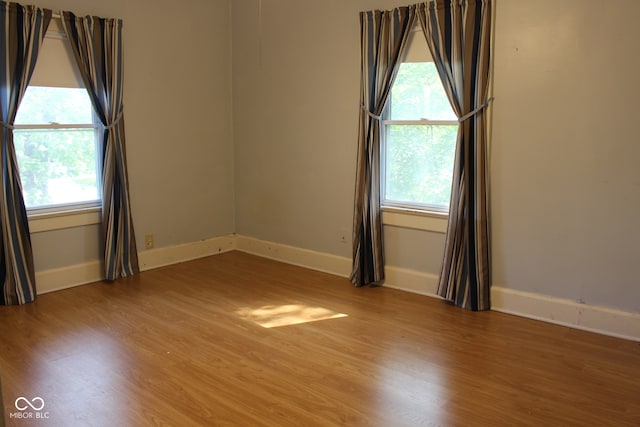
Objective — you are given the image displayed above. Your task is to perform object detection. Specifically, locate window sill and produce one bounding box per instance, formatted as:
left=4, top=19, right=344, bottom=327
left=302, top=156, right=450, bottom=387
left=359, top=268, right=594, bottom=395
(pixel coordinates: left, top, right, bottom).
left=381, top=207, right=448, bottom=234
left=28, top=207, right=101, bottom=233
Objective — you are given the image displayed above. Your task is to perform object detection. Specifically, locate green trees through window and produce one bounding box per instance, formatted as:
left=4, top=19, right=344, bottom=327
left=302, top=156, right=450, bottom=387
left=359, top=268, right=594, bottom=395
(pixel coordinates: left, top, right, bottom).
left=14, top=87, right=100, bottom=209
left=383, top=62, right=457, bottom=212
left=385, top=124, right=457, bottom=207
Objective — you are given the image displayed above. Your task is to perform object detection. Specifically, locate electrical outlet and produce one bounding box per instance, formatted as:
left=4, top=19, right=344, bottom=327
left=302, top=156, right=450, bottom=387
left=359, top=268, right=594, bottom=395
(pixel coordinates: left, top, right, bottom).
left=339, top=228, right=350, bottom=244
left=144, top=234, right=154, bottom=249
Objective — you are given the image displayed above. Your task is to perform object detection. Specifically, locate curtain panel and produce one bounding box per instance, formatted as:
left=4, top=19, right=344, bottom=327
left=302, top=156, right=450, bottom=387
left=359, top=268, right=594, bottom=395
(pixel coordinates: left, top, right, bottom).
left=417, top=0, right=492, bottom=311
left=0, top=1, right=51, bottom=305
left=351, top=6, right=416, bottom=287
left=61, top=12, right=139, bottom=280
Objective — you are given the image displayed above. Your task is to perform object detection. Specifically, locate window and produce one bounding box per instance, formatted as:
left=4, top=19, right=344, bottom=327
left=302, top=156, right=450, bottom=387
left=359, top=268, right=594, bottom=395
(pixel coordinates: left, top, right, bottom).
left=381, top=30, right=457, bottom=215
left=13, top=19, right=102, bottom=215
left=14, top=87, right=101, bottom=210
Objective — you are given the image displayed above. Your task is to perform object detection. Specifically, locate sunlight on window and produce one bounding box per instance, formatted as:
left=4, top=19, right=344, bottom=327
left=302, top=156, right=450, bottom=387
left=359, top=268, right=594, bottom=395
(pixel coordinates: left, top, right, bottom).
left=236, top=304, right=348, bottom=328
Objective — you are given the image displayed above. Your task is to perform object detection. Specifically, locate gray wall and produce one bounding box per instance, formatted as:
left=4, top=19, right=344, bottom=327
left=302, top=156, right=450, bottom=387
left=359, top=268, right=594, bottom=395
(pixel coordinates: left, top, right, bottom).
left=232, top=0, right=364, bottom=259
left=491, top=0, right=640, bottom=311
left=232, top=0, right=640, bottom=313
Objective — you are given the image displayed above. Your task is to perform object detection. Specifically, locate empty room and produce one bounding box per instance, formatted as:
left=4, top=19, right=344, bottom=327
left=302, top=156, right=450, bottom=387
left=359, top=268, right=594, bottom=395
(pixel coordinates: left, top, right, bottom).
left=1, top=0, right=639, bottom=425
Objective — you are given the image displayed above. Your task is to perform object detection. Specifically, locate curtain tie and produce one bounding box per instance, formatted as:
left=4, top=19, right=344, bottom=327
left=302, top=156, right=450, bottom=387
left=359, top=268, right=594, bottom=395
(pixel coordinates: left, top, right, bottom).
left=360, top=104, right=382, bottom=121
left=105, top=110, right=124, bottom=130
left=458, top=97, right=494, bottom=123
left=0, top=121, right=15, bottom=130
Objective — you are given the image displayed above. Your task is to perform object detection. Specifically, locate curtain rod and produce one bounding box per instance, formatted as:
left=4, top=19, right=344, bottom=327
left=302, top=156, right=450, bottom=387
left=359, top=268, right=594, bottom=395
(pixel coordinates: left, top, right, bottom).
left=50, top=12, right=120, bottom=21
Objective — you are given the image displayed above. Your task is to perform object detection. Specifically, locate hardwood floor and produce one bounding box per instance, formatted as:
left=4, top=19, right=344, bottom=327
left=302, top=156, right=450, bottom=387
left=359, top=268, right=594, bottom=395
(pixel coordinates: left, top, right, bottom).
left=0, top=251, right=638, bottom=426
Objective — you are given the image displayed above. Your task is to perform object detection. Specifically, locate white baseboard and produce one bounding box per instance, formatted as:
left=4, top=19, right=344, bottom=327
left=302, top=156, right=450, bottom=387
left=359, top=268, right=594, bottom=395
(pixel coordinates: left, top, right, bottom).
left=33, top=233, right=640, bottom=341
left=235, top=235, right=352, bottom=278
left=36, top=234, right=236, bottom=295
left=138, top=234, right=236, bottom=271
left=234, top=236, right=441, bottom=297
left=491, top=286, right=640, bottom=342
left=235, top=235, right=441, bottom=297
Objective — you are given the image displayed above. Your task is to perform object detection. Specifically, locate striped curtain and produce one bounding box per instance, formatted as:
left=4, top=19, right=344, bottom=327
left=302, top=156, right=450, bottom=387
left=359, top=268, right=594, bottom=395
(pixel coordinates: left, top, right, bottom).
left=351, top=6, right=416, bottom=287
left=0, top=1, right=51, bottom=305
left=61, top=12, right=139, bottom=280
left=417, top=0, right=492, bottom=310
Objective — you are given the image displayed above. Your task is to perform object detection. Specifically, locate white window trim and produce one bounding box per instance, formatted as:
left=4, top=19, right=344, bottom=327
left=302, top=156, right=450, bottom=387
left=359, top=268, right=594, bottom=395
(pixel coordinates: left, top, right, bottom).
left=28, top=206, right=101, bottom=233
left=382, top=118, right=458, bottom=126
left=381, top=206, right=448, bottom=234
left=14, top=123, right=101, bottom=130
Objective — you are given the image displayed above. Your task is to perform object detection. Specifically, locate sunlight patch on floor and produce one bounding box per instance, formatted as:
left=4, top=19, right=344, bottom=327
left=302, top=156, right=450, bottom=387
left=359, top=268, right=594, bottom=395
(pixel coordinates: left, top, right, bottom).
left=236, top=304, right=348, bottom=328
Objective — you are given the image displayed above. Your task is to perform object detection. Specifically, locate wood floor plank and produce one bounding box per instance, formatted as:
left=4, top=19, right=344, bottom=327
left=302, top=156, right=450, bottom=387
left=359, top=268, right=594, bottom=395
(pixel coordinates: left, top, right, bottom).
left=1, top=251, right=639, bottom=426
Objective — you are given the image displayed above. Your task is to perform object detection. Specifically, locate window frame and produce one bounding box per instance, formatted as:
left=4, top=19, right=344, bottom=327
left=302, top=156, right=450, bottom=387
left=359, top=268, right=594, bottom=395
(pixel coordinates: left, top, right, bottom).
left=13, top=104, right=104, bottom=216
left=380, top=115, right=459, bottom=214
left=380, top=92, right=458, bottom=227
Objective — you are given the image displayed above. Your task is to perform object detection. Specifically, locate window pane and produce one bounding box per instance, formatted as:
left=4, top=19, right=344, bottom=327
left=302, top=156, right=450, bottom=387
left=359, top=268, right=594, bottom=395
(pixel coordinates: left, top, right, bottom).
left=14, top=129, right=100, bottom=208
left=389, top=63, right=456, bottom=121
left=384, top=125, right=457, bottom=208
left=15, top=87, right=93, bottom=125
